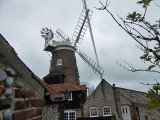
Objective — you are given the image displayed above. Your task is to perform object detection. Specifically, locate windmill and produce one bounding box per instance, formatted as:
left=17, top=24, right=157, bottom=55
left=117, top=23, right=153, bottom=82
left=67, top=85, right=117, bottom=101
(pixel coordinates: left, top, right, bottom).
left=41, top=0, right=104, bottom=85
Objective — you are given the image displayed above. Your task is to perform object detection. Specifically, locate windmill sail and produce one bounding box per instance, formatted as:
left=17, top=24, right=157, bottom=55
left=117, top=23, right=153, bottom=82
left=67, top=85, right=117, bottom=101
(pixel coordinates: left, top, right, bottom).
left=72, top=9, right=93, bottom=46
left=77, top=49, right=104, bottom=79
left=41, top=0, right=104, bottom=79
left=82, top=0, right=99, bottom=65
left=55, top=28, right=69, bottom=42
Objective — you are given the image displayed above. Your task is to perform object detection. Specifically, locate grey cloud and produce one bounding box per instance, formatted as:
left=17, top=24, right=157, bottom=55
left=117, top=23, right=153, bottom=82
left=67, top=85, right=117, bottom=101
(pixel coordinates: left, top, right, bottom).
left=0, top=0, right=158, bottom=93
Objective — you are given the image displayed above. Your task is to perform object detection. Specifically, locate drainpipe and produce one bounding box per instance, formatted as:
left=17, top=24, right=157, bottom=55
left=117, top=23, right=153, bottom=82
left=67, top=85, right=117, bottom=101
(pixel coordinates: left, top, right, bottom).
left=81, top=104, right=84, bottom=118
left=60, top=72, right=62, bottom=83
left=79, top=93, right=84, bottom=118
left=136, top=106, right=140, bottom=120
left=60, top=102, right=64, bottom=120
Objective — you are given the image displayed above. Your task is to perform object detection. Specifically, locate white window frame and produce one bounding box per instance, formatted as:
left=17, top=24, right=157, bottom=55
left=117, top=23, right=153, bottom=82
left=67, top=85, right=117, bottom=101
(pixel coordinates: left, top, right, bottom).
left=49, top=59, right=52, bottom=71
left=89, top=107, right=98, bottom=117
left=102, top=106, right=112, bottom=116
left=63, top=92, right=72, bottom=101
left=64, top=110, right=76, bottom=120
left=67, top=92, right=72, bottom=101
left=56, top=59, right=62, bottom=66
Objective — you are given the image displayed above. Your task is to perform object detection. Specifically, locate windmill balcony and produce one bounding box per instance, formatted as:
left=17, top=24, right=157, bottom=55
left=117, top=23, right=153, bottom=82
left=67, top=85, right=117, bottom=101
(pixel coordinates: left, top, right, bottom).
left=44, top=39, right=73, bottom=52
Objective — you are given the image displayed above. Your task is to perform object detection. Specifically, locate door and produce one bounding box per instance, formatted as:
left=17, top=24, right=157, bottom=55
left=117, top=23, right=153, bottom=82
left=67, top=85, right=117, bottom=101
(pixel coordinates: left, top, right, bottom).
left=121, top=105, right=131, bottom=120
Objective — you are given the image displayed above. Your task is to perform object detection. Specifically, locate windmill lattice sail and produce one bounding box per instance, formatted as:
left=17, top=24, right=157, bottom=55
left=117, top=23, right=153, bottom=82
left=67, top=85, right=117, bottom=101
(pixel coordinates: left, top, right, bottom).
left=72, top=9, right=93, bottom=46
left=82, top=0, right=99, bottom=65
left=41, top=0, right=104, bottom=79
left=77, top=49, right=104, bottom=79
left=55, top=28, right=69, bottom=42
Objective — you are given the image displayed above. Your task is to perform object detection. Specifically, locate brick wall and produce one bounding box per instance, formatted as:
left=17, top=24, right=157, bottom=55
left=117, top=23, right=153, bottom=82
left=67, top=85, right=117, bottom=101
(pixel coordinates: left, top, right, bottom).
left=13, top=90, right=46, bottom=120
left=51, top=49, right=79, bottom=85
left=129, top=105, right=138, bottom=120
left=0, top=65, right=46, bottom=120
left=0, top=34, right=45, bottom=99
left=0, top=35, right=46, bottom=120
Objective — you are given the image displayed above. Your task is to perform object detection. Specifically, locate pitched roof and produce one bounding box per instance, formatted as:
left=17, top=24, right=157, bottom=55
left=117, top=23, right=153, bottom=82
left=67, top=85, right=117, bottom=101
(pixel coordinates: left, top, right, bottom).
left=48, top=83, right=86, bottom=92
left=32, top=75, right=86, bottom=100
left=78, top=85, right=87, bottom=91
left=32, top=75, right=64, bottom=100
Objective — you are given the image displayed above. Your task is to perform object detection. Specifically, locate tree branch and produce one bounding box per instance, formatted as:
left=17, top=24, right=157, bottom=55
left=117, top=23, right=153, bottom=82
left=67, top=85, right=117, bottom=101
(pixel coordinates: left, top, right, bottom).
left=116, top=61, right=160, bottom=73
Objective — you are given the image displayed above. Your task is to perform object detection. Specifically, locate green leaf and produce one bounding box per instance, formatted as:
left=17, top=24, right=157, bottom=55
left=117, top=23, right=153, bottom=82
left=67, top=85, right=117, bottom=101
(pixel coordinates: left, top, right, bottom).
left=147, top=65, right=155, bottom=71
left=140, top=52, right=151, bottom=61
left=145, top=56, right=151, bottom=61
left=140, top=56, right=145, bottom=59
left=137, top=0, right=153, bottom=8
left=153, top=85, right=160, bottom=91
left=147, top=85, right=160, bottom=110
left=126, top=11, right=142, bottom=22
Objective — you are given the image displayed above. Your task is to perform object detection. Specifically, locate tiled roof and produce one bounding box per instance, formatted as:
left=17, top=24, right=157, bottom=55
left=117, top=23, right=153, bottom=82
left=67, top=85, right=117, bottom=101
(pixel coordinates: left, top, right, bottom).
left=32, top=75, right=64, bottom=100
left=78, top=85, right=87, bottom=91
left=32, top=75, right=86, bottom=100
left=48, top=83, right=86, bottom=92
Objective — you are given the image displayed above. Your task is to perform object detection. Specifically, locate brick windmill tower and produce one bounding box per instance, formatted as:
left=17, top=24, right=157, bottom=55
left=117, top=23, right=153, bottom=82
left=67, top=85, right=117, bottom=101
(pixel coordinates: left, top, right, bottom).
left=41, top=0, right=104, bottom=86
left=41, top=28, right=79, bottom=85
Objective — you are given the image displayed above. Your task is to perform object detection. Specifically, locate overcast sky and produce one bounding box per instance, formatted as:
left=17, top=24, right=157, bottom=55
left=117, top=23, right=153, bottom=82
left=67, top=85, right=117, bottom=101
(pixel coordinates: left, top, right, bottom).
left=0, top=0, right=159, bottom=92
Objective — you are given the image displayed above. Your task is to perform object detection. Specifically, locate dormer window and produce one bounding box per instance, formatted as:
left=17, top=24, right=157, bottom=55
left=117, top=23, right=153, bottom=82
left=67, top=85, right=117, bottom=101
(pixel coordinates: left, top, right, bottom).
left=63, top=92, right=72, bottom=101
left=57, top=59, right=62, bottom=66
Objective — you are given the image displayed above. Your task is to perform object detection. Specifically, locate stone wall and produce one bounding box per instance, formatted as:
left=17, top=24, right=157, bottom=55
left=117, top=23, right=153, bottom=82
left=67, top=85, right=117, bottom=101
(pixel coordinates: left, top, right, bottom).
left=0, top=34, right=46, bottom=120
left=116, top=87, right=160, bottom=120
left=0, top=34, right=45, bottom=99
left=0, top=66, right=46, bottom=120
left=0, top=66, right=15, bottom=120
left=42, top=104, right=61, bottom=120
left=82, top=80, right=118, bottom=118
left=115, top=87, right=148, bottom=105
left=83, top=80, right=160, bottom=120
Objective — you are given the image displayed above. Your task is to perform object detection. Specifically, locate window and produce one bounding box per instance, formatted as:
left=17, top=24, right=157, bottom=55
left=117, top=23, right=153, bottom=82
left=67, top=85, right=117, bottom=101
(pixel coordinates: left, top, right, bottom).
left=64, top=111, right=76, bottom=120
left=122, top=106, right=128, bottom=114
left=89, top=107, right=98, bottom=117
left=64, top=92, right=72, bottom=101
left=66, top=92, right=72, bottom=101
left=49, top=59, right=52, bottom=71
left=57, top=59, right=62, bottom=65
left=103, top=106, right=112, bottom=116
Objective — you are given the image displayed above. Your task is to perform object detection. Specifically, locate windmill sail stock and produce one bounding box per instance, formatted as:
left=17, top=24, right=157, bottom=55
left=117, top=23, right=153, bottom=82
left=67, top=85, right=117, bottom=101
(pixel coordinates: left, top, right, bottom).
left=82, top=0, right=99, bottom=65
left=71, top=0, right=104, bottom=78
